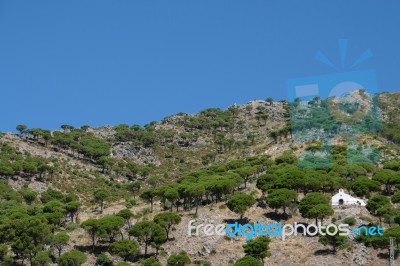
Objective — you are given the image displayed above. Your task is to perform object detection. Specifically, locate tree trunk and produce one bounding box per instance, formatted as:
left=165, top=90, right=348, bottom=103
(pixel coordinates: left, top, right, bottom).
left=92, top=234, right=96, bottom=251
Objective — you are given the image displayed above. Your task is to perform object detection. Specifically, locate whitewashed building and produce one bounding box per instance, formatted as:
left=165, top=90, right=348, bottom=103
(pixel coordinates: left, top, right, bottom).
left=331, top=189, right=366, bottom=206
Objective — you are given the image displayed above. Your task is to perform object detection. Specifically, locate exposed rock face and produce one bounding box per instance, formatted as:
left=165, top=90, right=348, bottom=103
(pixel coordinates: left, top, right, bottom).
left=351, top=244, right=369, bottom=266
left=8, top=178, right=49, bottom=193
left=112, top=142, right=160, bottom=165
left=88, top=125, right=115, bottom=139
left=246, top=100, right=288, bottom=121
left=333, top=205, right=371, bottom=218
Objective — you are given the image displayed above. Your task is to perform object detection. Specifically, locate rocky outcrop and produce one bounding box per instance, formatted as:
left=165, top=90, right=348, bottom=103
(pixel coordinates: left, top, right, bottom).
left=112, top=142, right=160, bottom=165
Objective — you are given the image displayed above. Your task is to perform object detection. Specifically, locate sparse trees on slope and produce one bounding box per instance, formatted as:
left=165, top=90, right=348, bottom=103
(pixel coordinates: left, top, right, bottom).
left=391, top=192, right=400, bottom=203
left=227, top=193, right=256, bottom=220
left=367, top=195, right=391, bottom=223
left=127, top=181, right=142, bottom=198
left=140, top=189, right=158, bottom=212
left=318, top=225, right=347, bottom=253
left=65, top=201, right=81, bottom=223
left=109, top=239, right=140, bottom=261
left=95, top=253, right=113, bottom=266
left=367, top=194, right=391, bottom=215
left=141, top=256, right=162, bottom=266
left=256, top=173, right=278, bottom=192
left=153, top=212, right=182, bottom=239
left=265, top=188, right=297, bottom=214
left=21, top=189, right=37, bottom=205
left=57, top=250, right=86, bottom=266
left=81, top=219, right=100, bottom=251
left=299, top=192, right=331, bottom=224
left=243, top=236, right=271, bottom=262
left=164, top=187, right=180, bottom=212
left=234, top=166, right=257, bottom=188
left=351, top=177, right=381, bottom=197
left=94, top=189, right=109, bottom=214
left=308, top=204, right=334, bottom=224
left=129, top=221, right=166, bottom=256
left=32, top=251, right=51, bottom=266
left=9, top=216, right=52, bottom=265
left=185, top=183, right=205, bottom=215
left=98, top=215, right=125, bottom=242
left=234, top=255, right=263, bottom=266
left=370, top=225, right=400, bottom=254
left=167, top=251, right=191, bottom=266
left=16, top=124, right=27, bottom=136
left=117, top=209, right=133, bottom=229
left=60, top=125, right=74, bottom=132
left=372, top=169, right=400, bottom=195
left=52, top=233, right=70, bottom=256
left=275, top=151, right=297, bottom=165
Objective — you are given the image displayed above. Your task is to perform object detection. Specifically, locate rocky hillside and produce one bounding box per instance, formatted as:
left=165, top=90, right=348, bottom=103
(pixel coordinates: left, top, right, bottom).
left=1, top=91, right=400, bottom=266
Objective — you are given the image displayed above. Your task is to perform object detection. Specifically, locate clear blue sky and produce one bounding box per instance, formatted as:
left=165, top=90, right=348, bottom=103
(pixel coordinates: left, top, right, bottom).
left=1, top=1, right=399, bottom=132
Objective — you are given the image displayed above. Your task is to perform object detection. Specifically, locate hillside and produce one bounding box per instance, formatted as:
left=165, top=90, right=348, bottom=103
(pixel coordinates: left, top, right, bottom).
left=1, top=91, right=400, bottom=266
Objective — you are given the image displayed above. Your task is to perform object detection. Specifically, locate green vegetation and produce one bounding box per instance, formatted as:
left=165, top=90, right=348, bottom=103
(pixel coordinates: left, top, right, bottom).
left=109, top=239, right=140, bottom=261
left=167, top=251, right=191, bottom=266
left=227, top=193, right=256, bottom=220
left=4, top=93, right=400, bottom=264
left=95, top=253, right=113, bottom=266
left=234, top=255, right=263, bottom=266
left=343, top=217, right=356, bottom=226
left=52, top=233, right=70, bottom=256
left=153, top=212, right=182, bottom=239
left=0, top=180, right=84, bottom=265
left=299, top=192, right=333, bottom=224
left=0, top=142, right=50, bottom=178
left=141, top=256, right=162, bottom=266
left=57, top=250, right=86, bottom=266
left=94, top=188, right=109, bottom=213
left=243, top=236, right=271, bottom=262
left=265, top=188, right=297, bottom=214
left=318, top=225, right=348, bottom=253
left=129, top=221, right=166, bottom=256
left=16, top=125, right=111, bottom=164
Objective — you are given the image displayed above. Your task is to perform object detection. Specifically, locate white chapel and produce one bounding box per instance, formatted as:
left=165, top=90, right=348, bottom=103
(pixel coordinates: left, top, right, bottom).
left=331, top=188, right=366, bottom=206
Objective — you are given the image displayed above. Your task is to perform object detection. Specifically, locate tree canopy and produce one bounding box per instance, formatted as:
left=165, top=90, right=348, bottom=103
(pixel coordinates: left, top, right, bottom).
left=227, top=193, right=256, bottom=220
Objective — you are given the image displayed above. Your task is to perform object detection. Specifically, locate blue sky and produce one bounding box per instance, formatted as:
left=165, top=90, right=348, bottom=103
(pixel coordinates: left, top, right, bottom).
left=0, top=1, right=399, bottom=132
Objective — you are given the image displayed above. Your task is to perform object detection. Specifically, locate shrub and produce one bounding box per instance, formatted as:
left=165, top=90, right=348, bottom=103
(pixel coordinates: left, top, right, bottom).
left=65, top=223, right=79, bottom=231
left=194, top=260, right=212, bottom=266
left=95, top=253, right=113, bottom=266
left=392, top=192, right=400, bottom=203
left=343, top=217, right=356, bottom=226
left=125, top=198, right=137, bottom=208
